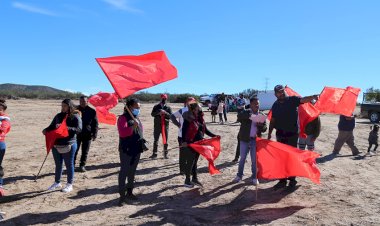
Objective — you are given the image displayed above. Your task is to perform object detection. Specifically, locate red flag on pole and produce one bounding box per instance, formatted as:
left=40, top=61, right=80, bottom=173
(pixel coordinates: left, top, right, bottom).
left=256, top=137, right=320, bottom=184
left=314, top=86, right=361, bottom=117
left=161, top=114, right=167, bottom=145
left=89, top=92, right=118, bottom=125
left=96, top=51, right=178, bottom=98
left=188, top=136, right=221, bottom=175
left=45, top=116, right=69, bottom=154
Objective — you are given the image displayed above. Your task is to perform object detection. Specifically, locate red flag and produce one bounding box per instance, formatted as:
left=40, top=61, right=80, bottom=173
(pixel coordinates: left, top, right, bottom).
left=188, top=136, right=221, bottom=175
left=96, top=107, right=117, bottom=125
left=256, top=137, right=320, bottom=184
left=96, top=51, right=178, bottom=98
left=45, top=116, right=69, bottom=154
left=314, top=86, right=361, bottom=117
left=89, top=92, right=118, bottom=125
left=285, top=87, right=320, bottom=138
left=161, top=114, right=167, bottom=145
left=88, top=92, right=118, bottom=110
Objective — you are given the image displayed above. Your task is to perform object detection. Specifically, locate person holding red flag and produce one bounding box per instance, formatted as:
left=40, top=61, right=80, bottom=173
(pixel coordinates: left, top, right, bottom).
left=170, top=96, right=196, bottom=174
left=0, top=99, right=11, bottom=196
left=268, top=85, right=319, bottom=191
left=75, top=96, right=98, bottom=172
left=117, top=98, right=145, bottom=206
left=181, top=101, right=218, bottom=188
left=43, top=99, right=82, bottom=193
left=150, top=94, right=172, bottom=159
left=233, top=96, right=267, bottom=185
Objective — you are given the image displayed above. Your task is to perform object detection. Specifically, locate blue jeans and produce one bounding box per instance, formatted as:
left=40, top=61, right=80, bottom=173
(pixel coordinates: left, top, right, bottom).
left=0, top=142, right=6, bottom=185
left=52, top=143, right=77, bottom=184
left=237, top=138, right=257, bottom=179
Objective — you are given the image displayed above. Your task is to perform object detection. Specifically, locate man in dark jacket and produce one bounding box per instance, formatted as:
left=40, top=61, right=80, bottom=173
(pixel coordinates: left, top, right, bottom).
left=233, top=96, right=267, bottom=185
left=333, top=115, right=360, bottom=156
left=75, top=96, right=98, bottom=172
left=268, top=85, right=319, bottom=190
left=150, top=94, right=172, bottom=159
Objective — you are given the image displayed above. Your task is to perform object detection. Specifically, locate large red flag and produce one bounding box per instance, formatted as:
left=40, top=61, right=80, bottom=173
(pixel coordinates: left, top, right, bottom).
left=256, top=137, right=320, bottom=184
left=45, top=116, right=69, bottom=154
left=89, top=92, right=118, bottom=125
left=314, top=86, right=360, bottom=117
left=96, top=51, right=178, bottom=98
left=285, top=87, right=320, bottom=138
left=188, top=136, right=221, bottom=175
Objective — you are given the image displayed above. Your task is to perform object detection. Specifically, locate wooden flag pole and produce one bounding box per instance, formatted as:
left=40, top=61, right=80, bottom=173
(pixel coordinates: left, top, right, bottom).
left=34, top=153, right=49, bottom=181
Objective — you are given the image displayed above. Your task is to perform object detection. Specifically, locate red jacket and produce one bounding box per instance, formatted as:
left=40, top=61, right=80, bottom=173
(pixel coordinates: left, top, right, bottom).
left=0, top=114, right=11, bottom=142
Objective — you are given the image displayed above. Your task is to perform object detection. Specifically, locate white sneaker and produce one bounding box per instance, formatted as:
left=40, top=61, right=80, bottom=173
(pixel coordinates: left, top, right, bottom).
left=252, top=179, right=259, bottom=186
left=62, top=183, right=73, bottom=193
left=48, top=182, right=62, bottom=191
left=233, top=176, right=242, bottom=183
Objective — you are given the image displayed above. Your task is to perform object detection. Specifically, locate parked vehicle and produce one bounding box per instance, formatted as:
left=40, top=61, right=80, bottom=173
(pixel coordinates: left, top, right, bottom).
left=200, top=94, right=218, bottom=106
left=361, top=92, right=380, bottom=123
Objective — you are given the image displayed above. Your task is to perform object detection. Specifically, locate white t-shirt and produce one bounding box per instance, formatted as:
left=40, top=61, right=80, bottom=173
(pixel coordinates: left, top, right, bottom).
left=172, top=106, right=188, bottom=137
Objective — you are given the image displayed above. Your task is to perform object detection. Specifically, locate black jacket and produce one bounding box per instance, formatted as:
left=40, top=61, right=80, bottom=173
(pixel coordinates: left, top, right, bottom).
left=182, top=111, right=216, bottom=143
left=237, top=109, right=267, bottom=142
left=77, top=105, right=98, bottom=138
left=45, top=112, right=82, bottom=145
left=118, top=113, right=144, bottom=156
left=151, top=103, right=172, bottom=128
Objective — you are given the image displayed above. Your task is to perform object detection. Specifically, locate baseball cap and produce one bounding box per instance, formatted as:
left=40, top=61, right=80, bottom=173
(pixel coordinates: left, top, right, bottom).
left=274, top=85, right=285, bottom=92
left=161, top=94, right=168, bottom=99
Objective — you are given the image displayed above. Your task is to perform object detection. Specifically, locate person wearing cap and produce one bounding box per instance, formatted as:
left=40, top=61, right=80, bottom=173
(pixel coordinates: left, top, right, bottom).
left=150, top=94, right=173, bottom=159
left=170, top=97, right=196, bottom=174
left=181, top=101, right=218, bottom=187
left=268, top=85, right=319, bottom=191
left=0, top=99, right=11, bottom=196
left=74, top=96, right=98, bottom=172
left=42, top=99, right=82, bottom=193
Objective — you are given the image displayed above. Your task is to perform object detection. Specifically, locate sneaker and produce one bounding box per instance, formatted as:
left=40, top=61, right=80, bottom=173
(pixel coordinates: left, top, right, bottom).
left=352, top=151, right=361, bottom=156
left=47, top=182, right=62, bottom=191
left=286, top=180, right=298, bottom=191
left=273, top=180, right=287, bottom=191
left=149, top=154, right=158, bottom=159
left=233, top=176, right=242, bottom=183
left=192, top=178, right=203, bottom=187
left=184, top=179, right=194, bottom=188
left=232, top=158, right=238, bottom=163
left=62, top=183, right=73, bottom=193
left=126, top=193, right=138, bottom=201
left=252, top=178, right=259, bottom=186
left=79, top=166, right=86, bottom=172
left=164, top=151, right=168, bottom=159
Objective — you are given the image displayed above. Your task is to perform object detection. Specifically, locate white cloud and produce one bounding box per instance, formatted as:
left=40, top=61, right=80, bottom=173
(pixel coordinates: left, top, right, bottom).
left=12, top=2, right=58, bottom=16
left=102, top=0, right=142, bottom=13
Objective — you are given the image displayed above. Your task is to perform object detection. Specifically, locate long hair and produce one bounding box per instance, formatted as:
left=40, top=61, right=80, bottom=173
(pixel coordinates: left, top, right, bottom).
left=62, top=99, right=76, bottom=118
left=124, top=98, right=140, bottom=114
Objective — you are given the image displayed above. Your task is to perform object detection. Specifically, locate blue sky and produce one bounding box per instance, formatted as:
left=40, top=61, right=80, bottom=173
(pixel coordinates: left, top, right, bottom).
left=0, top=0, right=379, bottom=101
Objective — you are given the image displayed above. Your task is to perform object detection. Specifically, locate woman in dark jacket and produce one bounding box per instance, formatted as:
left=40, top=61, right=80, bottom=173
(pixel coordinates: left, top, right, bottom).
left=117, top=98, right=144, bottom=206
left=43, top=99, right=82, bottom=193
left=181, top=102, right=217, bottom=188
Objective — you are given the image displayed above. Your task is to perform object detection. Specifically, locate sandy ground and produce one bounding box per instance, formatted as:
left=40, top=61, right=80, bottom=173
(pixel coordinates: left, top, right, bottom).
left=0, top=99, right=379, bottom=226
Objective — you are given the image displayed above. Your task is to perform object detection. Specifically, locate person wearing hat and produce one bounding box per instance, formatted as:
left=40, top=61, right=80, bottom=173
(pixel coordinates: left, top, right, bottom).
left=42, top=99, right=82, bottom=193
left=0, top=99, right=11, bottom=196
left=268, top=85, right=319, bottom=191
left=150, top=94, right=173, bottom=159
left=170, top=97, right=196, bottom=174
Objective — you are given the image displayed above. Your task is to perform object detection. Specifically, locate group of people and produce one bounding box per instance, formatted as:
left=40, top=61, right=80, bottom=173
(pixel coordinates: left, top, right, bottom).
left=0, top=84, right=378, bottom=207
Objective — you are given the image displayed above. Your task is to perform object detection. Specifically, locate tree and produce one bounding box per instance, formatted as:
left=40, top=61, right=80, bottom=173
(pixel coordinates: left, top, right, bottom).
left=365, top=87, right=380, bottom=103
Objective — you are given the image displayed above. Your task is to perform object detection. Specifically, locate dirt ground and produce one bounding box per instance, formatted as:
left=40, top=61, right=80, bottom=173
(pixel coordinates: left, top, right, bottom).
left=0, top=100, right=379, bottom=225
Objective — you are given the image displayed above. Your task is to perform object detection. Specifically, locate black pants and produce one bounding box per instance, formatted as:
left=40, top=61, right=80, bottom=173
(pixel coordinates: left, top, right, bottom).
left=178, top=137, right=185, bottom=173
left=153, top=124, right=169, bottom=154
left=368, top=143, right=378, bottom=152
left=118, top=151, right=140, bottom=196
left=182, top=147, right=199, bottom=179
left=235, top=134, right=240, bottom=160
left=223, top=108, right=228, bottom=121
left=74, top=134, right=92, bottom=167
left=276, top=130, right=299, bottom=183
left=219, top=113, right=224, bottom=123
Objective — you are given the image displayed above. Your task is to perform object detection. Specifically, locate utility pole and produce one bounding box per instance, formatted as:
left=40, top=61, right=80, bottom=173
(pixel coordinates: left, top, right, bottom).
left=265, top=77, right=269, bottom=92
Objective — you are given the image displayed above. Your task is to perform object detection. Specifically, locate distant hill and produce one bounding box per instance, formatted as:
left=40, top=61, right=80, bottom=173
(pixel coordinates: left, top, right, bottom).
left=0, top=83, right=84, bottom=99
